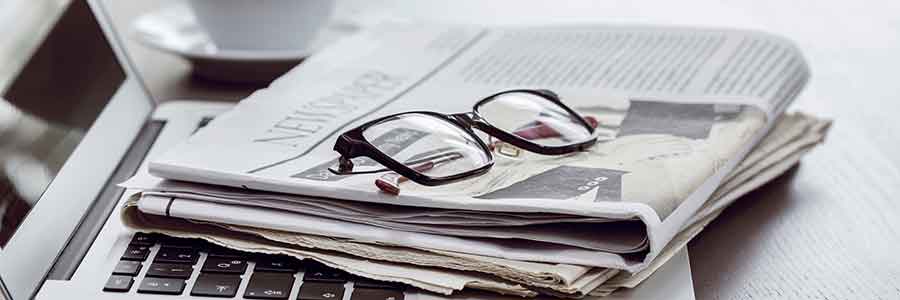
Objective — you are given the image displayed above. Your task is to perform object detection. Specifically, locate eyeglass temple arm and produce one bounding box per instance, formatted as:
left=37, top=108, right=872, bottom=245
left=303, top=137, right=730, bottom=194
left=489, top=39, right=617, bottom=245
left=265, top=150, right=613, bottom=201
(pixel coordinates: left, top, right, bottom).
left=329, top=157, right=392, bottom=175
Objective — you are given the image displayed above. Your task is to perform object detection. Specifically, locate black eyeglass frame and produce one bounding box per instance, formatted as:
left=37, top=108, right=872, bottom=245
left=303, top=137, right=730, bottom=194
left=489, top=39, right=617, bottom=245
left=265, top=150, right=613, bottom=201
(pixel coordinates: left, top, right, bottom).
left=328, top=89, right=598, bottom=186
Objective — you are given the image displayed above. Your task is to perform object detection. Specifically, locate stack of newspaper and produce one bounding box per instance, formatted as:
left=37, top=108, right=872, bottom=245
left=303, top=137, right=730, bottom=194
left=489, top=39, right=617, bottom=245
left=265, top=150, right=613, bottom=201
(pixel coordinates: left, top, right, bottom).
left=120, top=23, right=830, bottom=298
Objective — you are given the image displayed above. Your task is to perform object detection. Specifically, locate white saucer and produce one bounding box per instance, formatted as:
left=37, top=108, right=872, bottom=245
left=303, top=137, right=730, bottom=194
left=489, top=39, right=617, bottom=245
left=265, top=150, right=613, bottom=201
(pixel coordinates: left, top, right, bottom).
left=131, top=3, right=360, bottom=83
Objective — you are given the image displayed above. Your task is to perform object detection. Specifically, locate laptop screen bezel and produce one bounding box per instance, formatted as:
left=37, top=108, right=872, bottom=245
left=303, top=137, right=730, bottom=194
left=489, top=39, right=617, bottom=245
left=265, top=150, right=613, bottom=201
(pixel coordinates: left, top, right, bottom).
left=0, top=0, right=155, bottom=299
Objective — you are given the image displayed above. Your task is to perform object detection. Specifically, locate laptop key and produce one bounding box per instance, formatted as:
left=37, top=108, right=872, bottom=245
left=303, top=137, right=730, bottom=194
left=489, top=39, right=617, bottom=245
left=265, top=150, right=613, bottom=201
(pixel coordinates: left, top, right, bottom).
left=297, top=282, right=345, bottom=300
left=130, top=232, right=158, bottom=246
left=138, top=277, right=185, bottom=295
left=103, top=275, right=134, bottom=292
left=303, top=263, right=347, bottom=283
left=191, top=273, right=241, bottom=298
left=255, top=256, right=300, bottom=273
left=155, top=246, right=199, bottom=264
left=121, top=244, right=151, bottom=261
left=112, top=260, right=142, bottom=276
left=353, top=278, right=404, bottom=290
left=351, top=288, right=404, bottom=300
left=244, top=272, right=295, bottom=299
left=202, top=256, right=248, bottom=274
left=146, top=263, right=194, bottom=279
left=160, top=236, right=205, bottom=248
left=208, top=246, right=248, bottom=258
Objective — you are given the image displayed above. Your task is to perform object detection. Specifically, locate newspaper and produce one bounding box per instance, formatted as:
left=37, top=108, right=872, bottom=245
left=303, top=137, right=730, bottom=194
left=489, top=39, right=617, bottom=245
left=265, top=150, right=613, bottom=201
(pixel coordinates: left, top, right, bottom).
left=122, top=113, right=830, bottom=297
left=590, top=112, right=830, bottom=296
left=122, top=22, right=811, bottom=273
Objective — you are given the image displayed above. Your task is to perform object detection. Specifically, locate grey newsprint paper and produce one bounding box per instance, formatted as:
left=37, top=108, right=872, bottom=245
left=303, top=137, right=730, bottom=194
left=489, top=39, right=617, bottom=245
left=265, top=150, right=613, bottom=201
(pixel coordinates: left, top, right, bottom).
left=120, top=21, right=824, bottom=297
left=122, top=22, right=813, bottom=275
left=123, top=113, right=830, bottom=297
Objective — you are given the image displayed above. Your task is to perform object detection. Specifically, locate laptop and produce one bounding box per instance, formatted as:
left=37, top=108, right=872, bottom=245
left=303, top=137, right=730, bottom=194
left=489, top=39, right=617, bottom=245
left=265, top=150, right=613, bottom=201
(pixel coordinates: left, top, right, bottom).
left=0, top=1, right=695, bottom=299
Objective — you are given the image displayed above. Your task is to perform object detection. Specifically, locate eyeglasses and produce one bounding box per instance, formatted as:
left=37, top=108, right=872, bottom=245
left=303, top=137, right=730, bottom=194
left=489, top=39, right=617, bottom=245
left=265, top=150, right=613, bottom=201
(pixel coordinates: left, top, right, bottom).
left=328, top=89, right=599, bottom=187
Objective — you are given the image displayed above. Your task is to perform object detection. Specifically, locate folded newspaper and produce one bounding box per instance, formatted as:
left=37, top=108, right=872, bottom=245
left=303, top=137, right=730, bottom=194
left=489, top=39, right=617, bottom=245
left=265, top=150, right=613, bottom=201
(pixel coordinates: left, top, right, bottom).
left=120, top=22, right=826, bottom=297
left=122, top=112, right=829, bottom=297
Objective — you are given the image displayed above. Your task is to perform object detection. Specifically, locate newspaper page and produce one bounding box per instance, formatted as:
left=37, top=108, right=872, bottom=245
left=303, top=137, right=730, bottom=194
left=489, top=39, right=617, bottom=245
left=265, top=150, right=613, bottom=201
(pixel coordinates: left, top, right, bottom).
left=128, top=22, right=810, bottom=272
left=120, top=112, right=831, bottom=297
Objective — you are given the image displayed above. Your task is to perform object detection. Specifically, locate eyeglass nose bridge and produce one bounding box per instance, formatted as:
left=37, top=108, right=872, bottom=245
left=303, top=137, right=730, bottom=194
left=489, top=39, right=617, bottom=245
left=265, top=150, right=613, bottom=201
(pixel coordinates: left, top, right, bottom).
left=449, top=112, right=485, bottom=128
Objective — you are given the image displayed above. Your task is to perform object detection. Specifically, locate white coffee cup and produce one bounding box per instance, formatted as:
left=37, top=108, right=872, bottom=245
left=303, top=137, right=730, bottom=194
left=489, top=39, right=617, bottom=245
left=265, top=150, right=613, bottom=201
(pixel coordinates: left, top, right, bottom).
left=188, top=0, right=335, bottom=51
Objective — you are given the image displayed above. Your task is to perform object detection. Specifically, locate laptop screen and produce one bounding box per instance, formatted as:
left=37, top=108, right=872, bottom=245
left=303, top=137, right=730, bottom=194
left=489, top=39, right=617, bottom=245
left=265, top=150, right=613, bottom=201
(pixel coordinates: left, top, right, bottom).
left=0, top=0, right=125, bottom=248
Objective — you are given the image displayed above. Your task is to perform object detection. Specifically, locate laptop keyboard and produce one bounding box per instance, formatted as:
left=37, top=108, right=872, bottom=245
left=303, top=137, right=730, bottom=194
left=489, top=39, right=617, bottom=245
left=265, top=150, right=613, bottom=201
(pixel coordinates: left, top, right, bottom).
left=104, top=233, right=407, bottom=299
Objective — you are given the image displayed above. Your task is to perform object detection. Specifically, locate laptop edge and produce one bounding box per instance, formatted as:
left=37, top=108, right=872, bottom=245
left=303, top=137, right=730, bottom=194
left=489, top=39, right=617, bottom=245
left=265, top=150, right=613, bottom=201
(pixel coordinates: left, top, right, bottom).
left=0, top=0, right=155, bottom=298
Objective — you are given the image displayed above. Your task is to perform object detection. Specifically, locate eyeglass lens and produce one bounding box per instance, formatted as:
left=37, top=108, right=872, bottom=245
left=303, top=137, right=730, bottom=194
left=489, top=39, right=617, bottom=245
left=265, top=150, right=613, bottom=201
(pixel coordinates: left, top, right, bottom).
left=476, top=92, right=592, bottom=147
left=361, top=113, right=491, bottom=178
